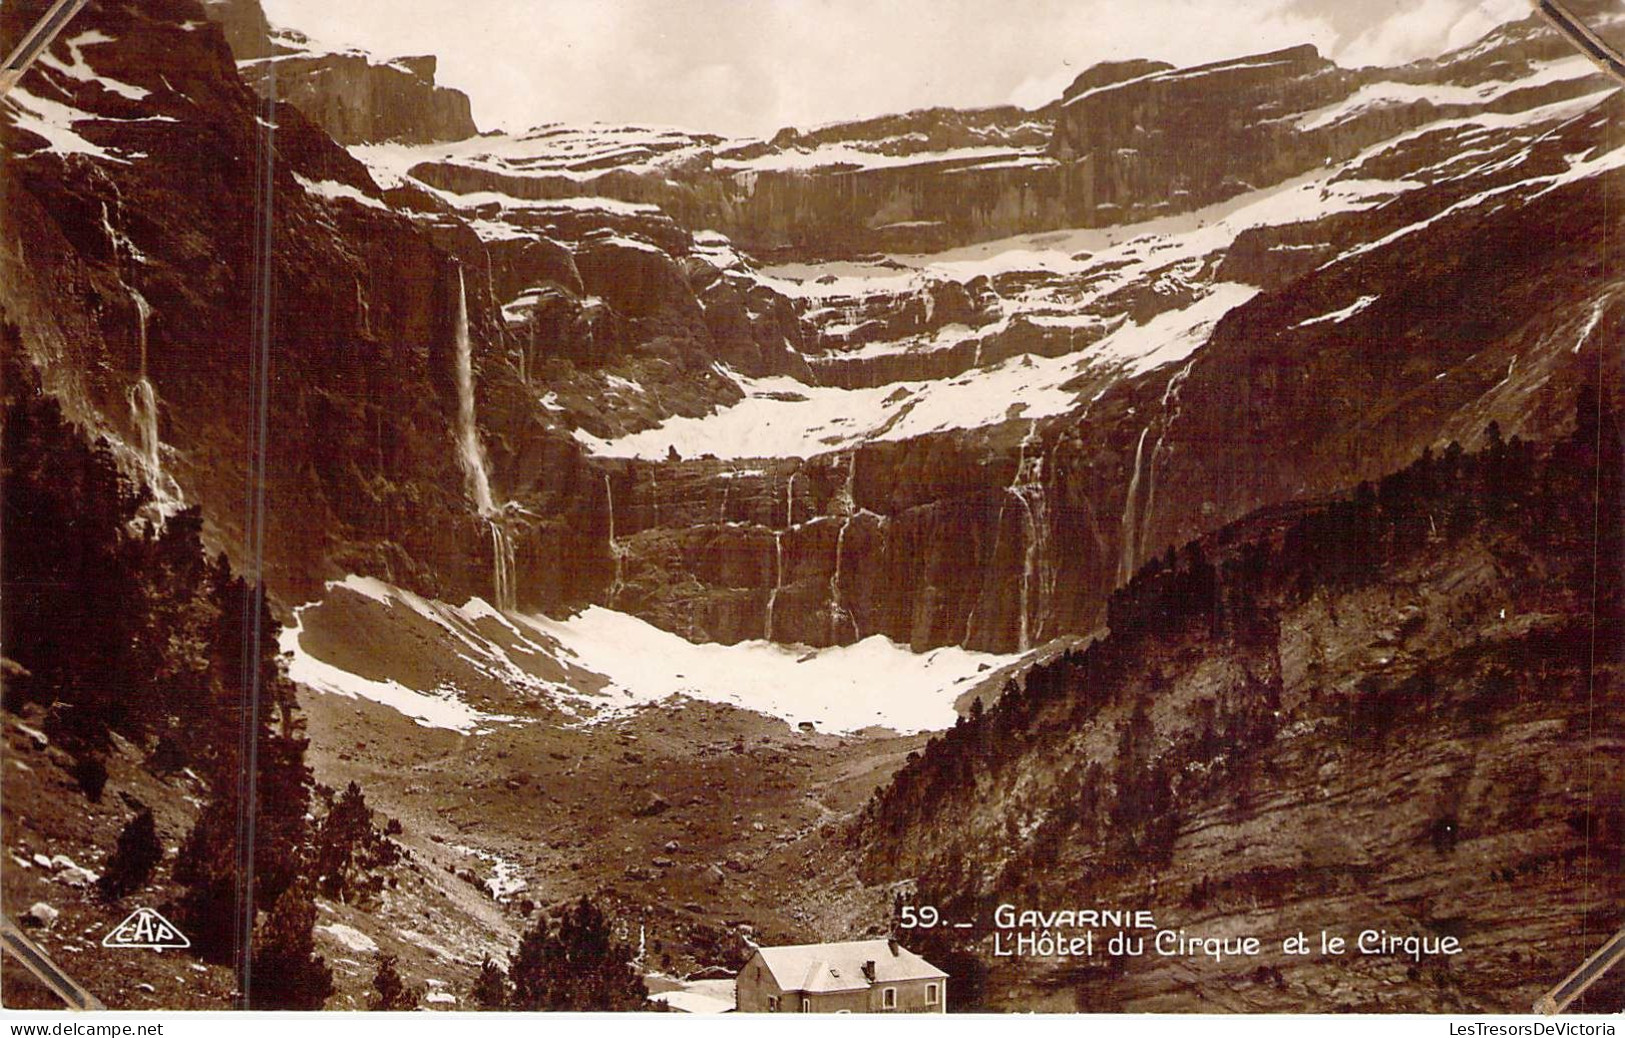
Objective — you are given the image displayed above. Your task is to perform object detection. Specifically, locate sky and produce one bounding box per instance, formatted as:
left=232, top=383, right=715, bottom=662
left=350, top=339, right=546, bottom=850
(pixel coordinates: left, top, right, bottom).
left=258, top=0, right=1531, bottom=139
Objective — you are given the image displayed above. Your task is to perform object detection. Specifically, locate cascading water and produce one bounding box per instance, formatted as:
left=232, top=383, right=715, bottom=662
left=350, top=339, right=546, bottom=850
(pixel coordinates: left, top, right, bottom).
left=452, top=265, right=516, bottom=610
left=131, top=288, right=151, bottom=374
left=122, top=290, right=182, bottom=513
left=100, top=200, right=144, bottom=268
left=961, top=422, right=1050, bottom=652
left=100, top=202, right=180, bottom=518
left=829, top=521, right=855, bottom=642
left=1138, top=359, right=1198, bottom=568
left=485, top=247, right=501, bottom=330
left=490, top=523, right=516, bottom=613
left=1574, top=300, right=1605, bottom=353
left=973, top=281, right=1008, bottom=370
left=764, top=532, right=784, bottom=642
left=355, top=275, right=372, bottom=337
left=1011, top=490, right=1039, bottom=651
left=519, top=322, right=534, bottom=385
left=1118, top=426, right=1152, bottom=587
left=827, top=454, right=860, bottom=643
left=126, top=290, right=160, bottom=476
left=605, top=472, right=627, bottom=605
left=454, top=267, right=495, bottom=516
left=1008, top=420, right=1050, bottom=652
left=127, top=375, right=160, bottom=478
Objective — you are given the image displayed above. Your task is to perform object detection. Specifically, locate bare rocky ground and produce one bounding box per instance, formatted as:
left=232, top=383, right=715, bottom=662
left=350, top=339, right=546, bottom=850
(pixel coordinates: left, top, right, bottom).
left=1, top=674, right=938, bottom=1009
left=1, top=714, right=237, bottom=1009
left=295, top=687, right=924, bottom=1006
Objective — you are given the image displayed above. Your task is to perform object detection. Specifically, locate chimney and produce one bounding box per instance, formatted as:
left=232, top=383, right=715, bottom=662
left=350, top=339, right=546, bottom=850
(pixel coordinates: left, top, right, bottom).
left=888, top=938, right=900, bottom=956
left=861, top=960, right=876, bottom=981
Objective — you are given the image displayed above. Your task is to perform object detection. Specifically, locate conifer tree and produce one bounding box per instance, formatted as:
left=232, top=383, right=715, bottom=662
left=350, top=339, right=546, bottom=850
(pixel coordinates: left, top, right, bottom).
left=471, top=957, right=510, bottom=1010
left=315, top=781, right=374, bottom=898
left=99, top=808, right=163, bottom=900
left=248, top=880, right=333, bottom=1011
left=369, top=953, right=419, bottom=1011
left=509, top=897, right=647, bottom=1011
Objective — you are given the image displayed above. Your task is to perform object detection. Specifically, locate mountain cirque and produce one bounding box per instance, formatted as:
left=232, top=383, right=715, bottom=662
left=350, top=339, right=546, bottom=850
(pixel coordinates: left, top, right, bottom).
left=1, top=0, right=1621, bottom=1012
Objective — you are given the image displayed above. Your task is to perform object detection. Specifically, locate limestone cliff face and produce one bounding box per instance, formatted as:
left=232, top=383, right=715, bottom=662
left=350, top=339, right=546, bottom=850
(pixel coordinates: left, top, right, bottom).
left=199, top=0, right=275, bottom=59
left=1049, top=46, right=1355, bottom=219
left=237, top=51, right=478, bottom=145
left=0, top=0, right=497, bottom=605
left=4, top=0, right=1620, bottom=662
left=565, top=87, right=1624, bottom=652
left=202, top=0, right=478, bottom=144
left=385, top=22, right=1612, bottom=265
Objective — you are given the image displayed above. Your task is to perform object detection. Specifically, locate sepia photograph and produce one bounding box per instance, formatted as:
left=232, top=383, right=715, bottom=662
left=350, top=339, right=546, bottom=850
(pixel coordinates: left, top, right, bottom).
left=0, top=0, right=1620, bottom=1020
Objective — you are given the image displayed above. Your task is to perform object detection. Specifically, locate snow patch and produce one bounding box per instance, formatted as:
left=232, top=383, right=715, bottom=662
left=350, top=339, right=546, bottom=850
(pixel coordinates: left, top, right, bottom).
left=295, top=174, right=388, bottom=211
left=1298, top=294, right=1379, bottom=327
left=1297, top=56, right=1599, bottom=133
left=3, top=89, right=131, bottom=163
left=278, top=606, right=497, bottom=733
left=1063, top=57, right=1294, bottom=108
left=575, top=283, right=1256, bottom=461
left=514, top=606, right=1016, bottom=734
left=37, top=31, right=150, bottom=102
left=451, top=845, right=528, bottom=901
left=714, top=144, right=1037, bottom=175
left=1573, top=301, right=1606, bottom=353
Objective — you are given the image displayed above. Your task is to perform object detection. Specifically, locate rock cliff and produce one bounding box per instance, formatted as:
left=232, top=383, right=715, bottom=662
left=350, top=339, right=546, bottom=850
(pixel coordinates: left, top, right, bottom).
left=3, top=0, right=1620, bottom=660
left=204, top=0, right=478, bottom=143
left=852, top=432, right=1624, bottom=1011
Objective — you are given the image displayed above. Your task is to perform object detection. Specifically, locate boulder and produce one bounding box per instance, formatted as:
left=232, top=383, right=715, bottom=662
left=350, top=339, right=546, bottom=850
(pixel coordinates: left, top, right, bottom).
left=48, top=855, right=99, bottom=888
left=22, top=902, right=57, bottom=929
left=633, top=793, right=670, bottom=818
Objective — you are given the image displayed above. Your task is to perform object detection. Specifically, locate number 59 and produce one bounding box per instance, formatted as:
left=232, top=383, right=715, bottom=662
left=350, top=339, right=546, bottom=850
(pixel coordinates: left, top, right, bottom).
left=898, top=905, right=939, bottom=929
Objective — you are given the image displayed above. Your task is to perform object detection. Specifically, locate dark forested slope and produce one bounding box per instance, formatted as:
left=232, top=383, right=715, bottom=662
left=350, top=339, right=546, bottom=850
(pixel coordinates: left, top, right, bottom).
left=853, top=395, right=1623, bottom=1012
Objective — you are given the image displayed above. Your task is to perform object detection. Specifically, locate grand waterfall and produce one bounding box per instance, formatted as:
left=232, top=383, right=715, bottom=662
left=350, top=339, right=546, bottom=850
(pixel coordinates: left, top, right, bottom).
left=453, top=266, right=515, bottom=611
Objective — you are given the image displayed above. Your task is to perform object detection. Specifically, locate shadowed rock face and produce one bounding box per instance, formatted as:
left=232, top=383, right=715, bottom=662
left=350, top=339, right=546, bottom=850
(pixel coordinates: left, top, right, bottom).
left=200, top=0, right=275, bottom=59
left=237, top=51, right=478, bottom=145
left=3, top=0, right=1621, bottom=660
left=0, top=0, right=498, bottom=606
left=851, top=433, right=1625, bottom=1011
left=4, top=1, right=1619, bottom=1017
left=203, top=0, right=478, bottom=144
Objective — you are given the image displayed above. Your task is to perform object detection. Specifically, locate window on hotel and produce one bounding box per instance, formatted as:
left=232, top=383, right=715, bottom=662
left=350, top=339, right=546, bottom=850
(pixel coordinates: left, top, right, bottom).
left=927, top=984, right=939, bottom=1005
left=802, top=998, right=811, bottom=1012
left=882, top=987, right=897, bottom=1009
left=768, top=996, right=779, bottom=1012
